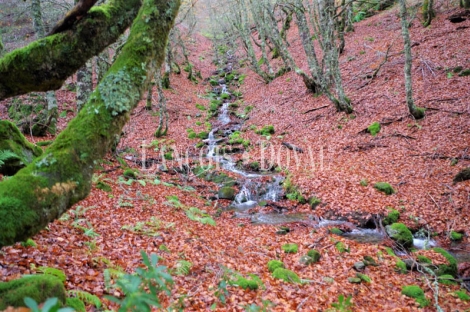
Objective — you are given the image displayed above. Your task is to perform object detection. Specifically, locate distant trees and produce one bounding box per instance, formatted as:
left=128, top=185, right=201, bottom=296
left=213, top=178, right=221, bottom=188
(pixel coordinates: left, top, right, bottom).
left=399, top=0, right=425, bottom=119
left=217, top=0, right=353, bottom=113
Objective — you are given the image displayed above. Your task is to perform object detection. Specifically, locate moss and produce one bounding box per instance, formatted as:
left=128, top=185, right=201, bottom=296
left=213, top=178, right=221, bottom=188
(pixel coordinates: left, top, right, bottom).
left=356, top=273, right=371, bottom=283
left=416, top=255, right=432, bottom=264
left=0, top=275, right=66, bottom=309
left=455, top=290, right=470, bottom=301
left=401, top=285, right=429, bottom=308
left=433, top=247, right=457, bottom=277
left=348, top=277, right=361, bottom=283
left=458, top=69, right=470, bottom=77
left=367, top=122, right=381, bottom=136
left=412, top=107, right=426, bottom=119
left=96, top=181, right=112, bottom=192
left=37, top=140, right=53, bottom=147
left=450, top=231, right=463, bottom=241
left=0, top=120, right=43, bottom=175
left=383, top=208, right=400, bottom=225
left=335, top=241, right=349, bottom=253
left=267, top=260, right=284, bottom=272
left=221, top=93, right=230, bottom=100
left=272, top=268, right=301, bottom=283
left=330, top=227, right=343, bottom=235
left=256, top=125, right=275, bottom=136
left=66, top=297, right=86, bottom=312
left=195, top=141, right=205, bottom=148
left=306, top=249, right=321, bottom=262
left=195, top=103, right=206, bottom=111
left=20, top=239, right=37, bottom=248
left=374, top=182, right=395, bottom=195
left=282, top=243, right=298, bottom=253
left=230, top=275, right=261, bottom=290
left=218, top=187, right=235, bottom=200
left=308, top=196, right=321, bottom=209
left=438, top=274, right=457, bottom=285
left=187, top=129, right=197, bottom=139
left=386, top=223, right=413, bottom=248
left=123, top=169, right=137, bottom=179
left=396, top=259, right=408, bottom=273
left=197, top=131, right=209, bottom=140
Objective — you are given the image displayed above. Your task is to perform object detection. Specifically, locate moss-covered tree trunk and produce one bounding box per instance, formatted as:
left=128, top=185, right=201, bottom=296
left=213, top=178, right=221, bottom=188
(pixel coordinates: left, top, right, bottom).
left=0, top=0, right=142, bottom=101
left=399, top=0, right=425, bottom=119
left=76, top=61, right=93, bottom=112
left=422, top=0, right=435, bottom=27
left=0, top=0, right=181, bottom=248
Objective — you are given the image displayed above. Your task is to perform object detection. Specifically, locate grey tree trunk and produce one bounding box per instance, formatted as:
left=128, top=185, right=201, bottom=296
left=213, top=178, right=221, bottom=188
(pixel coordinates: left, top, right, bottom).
left=95, top=49, right=110, bottom=83
left=422, top=0, right=435, bottom=27
left=31, top=0, right=58, bottom=134
left=399, top=0, right=425, bottom=119
left=75, top=0, right=93, bottom=112
left=154, top=69, right=168, bottom=137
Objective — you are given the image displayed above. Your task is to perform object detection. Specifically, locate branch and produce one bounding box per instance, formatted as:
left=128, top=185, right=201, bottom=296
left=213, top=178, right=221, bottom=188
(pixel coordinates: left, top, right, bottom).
left=48, top=0, right=99, bottom=35
left=0, top=0, right=141, bottom=101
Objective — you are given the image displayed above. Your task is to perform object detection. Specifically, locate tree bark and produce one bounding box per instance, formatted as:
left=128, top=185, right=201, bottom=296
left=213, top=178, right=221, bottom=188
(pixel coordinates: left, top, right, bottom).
left=399, top=0, right=425, bottom=119
left=0, top=0, right=180, bottom=248
left=76, top=60, right=93, bottom=112
left=31, top=0, right=59, bottom=135
left=0, top=0, right=142, bottom=101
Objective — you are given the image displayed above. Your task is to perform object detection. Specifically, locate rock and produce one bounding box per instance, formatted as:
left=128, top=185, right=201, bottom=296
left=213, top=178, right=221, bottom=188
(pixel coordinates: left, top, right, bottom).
left=373, top=182, right=395, bottom=195
left=307, top=249, right=321, bottom=262
left=272, top=268, right=301, bottom=283
left=353, top=261, right=366, bottom=271
left=348, top=277, right=362, bottom=284
left=454, top=167, right=470, bottom=183
left=0, top=120, right=43, bottom=176
left=0, top=275, right=66, bottom=310
left=218, top=186, right=235, bottom=200
left=363, top=255, right=379, bottom=266
left=385, top=223, right=413, bottom=248
left=267, top=260, right=284, bottom=273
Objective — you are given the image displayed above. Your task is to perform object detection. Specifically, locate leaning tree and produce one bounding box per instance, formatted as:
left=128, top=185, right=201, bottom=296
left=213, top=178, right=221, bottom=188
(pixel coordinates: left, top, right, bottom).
left=0, top=0, right=181, bottom=247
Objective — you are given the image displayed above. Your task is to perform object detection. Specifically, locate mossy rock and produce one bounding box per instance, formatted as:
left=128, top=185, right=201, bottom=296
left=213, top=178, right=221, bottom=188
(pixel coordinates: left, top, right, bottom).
left=0, top=120, right=43, bottom=176
left=330, top=227, right=343, bottom=235
left=256, top=125, right=275, bottom=136
left=374, top=182, right=395, bottom=195
left=267, top=260, right=284, bottom=273
left=433, top=247, right=457, bottom=277
left=0, top=275, right=66, bottom=310
left=197, top=131, right=209, bottom=139
left=230, top=275, right=260, bottom=290
left=416, top=255, right=432, bottom=264
left=458, top=69, right=470, bottom=77
left=396, top=259, right=408, bottom=273
left=363, top=256, right=379, bottom=266
left=386, top=223, right=413, bottom=248
left=383, top=208, right=400, bottom=225
left=450, top=231, right=463, bottom=241
left=218, top=186, right=235, bottom=200
left=66, top=297, right=86, bottom=312
left=412, top=107, right=426, bottom=119
left=454, top=167, right=470, bottom=182
left=306, top=249, right=321, bottom=263
left=272, top=268, right=301, bottom=283
left=401, top=285, right=430, bottom=308
left=348, top=277, right=361, bottom=283
left=367, top=122, right=381, bottom=136
left=282, top=243, right=298, bottom=253
left=356, top=273, right=371, bottom=283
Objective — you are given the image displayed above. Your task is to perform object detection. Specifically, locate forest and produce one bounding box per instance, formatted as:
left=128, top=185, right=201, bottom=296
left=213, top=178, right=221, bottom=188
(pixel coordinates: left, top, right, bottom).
left=0, top=0, right=469, bottom=310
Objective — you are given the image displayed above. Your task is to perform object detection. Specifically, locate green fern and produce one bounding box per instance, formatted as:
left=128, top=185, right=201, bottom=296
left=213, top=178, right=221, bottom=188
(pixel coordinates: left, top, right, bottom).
left=174, top=260, right=192, bottom=276
left=185, top=207, right=216, bottom=226
left=0, top=150, right=20, bottom=166
left=37, top=266, right=67, bottom=283
left=68, top=290, right=102, bottom=309
left=104, top=268, right=125, bottom=292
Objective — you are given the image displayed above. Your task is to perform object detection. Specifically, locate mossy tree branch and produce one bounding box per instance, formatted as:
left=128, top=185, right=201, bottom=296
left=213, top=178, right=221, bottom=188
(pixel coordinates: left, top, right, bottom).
left=0, top=0, right=142, bottom=101
left=0, top=0, right=181, bottom=247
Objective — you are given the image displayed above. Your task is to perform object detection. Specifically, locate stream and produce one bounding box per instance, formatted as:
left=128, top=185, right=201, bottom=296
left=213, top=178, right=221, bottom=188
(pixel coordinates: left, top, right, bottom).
left=204, top=72, right=470, bottom=263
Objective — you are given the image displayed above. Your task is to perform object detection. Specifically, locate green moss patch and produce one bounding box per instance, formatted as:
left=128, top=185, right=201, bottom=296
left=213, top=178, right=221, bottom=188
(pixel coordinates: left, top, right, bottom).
left=401, top=285, right=429, bottom=308
left=255, top=125, right=275, bottom=136
left=307, top=249, right=321, bottom=263
left=433, top=247, right=457, bottom=277
left=267, top=260, right=285, bottom=273
left=330, top=227, right=343, bottom=235
left=272, top=268, right=301, bottom=283
left=367, top=122, right=381, bottom=136
left=282, top=243, right=298, bottom=253
left=374, top=182, right=395, bottom=195
left=454, top=290, right=470, bottom=301
left=450, top=231, right=463, bottom=241
left=0, top=275, right=66, bottom=310
left=383, top=208, right=400, bottom=225
left=438, top=274, right=457, bottom=285
left=386, top=223, right=413, bottom=248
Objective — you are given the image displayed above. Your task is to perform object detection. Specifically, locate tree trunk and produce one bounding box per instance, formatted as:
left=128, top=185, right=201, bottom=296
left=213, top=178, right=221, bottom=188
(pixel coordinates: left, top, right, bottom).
left=422, top=0, right=435, bottom=27
left=154, top=69, right=168, bottom=137
left=0, top=0, right=142, bottom=101
left=460, top=0, right=470, bottom=9
left=399, top=0, right=425, bottom=119
left=0, top=0, right=180, bottom=248
left=76, top=60, right=93, bottom=112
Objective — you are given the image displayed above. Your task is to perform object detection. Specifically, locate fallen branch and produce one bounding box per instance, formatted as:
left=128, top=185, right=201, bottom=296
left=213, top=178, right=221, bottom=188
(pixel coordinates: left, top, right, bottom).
left=282, top=142, right=304, bottom=153
left=301, top=105, right=329, bottom=114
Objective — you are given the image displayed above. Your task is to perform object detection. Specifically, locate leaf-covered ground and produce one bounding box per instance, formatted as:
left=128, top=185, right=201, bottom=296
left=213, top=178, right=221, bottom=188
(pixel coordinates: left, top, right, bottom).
left=1, top=4, right=470, bottom=311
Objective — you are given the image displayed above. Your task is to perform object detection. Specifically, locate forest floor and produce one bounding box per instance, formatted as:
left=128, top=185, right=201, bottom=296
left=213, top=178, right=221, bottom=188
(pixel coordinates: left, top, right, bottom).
left=1, top=3, right=470, bottom=311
